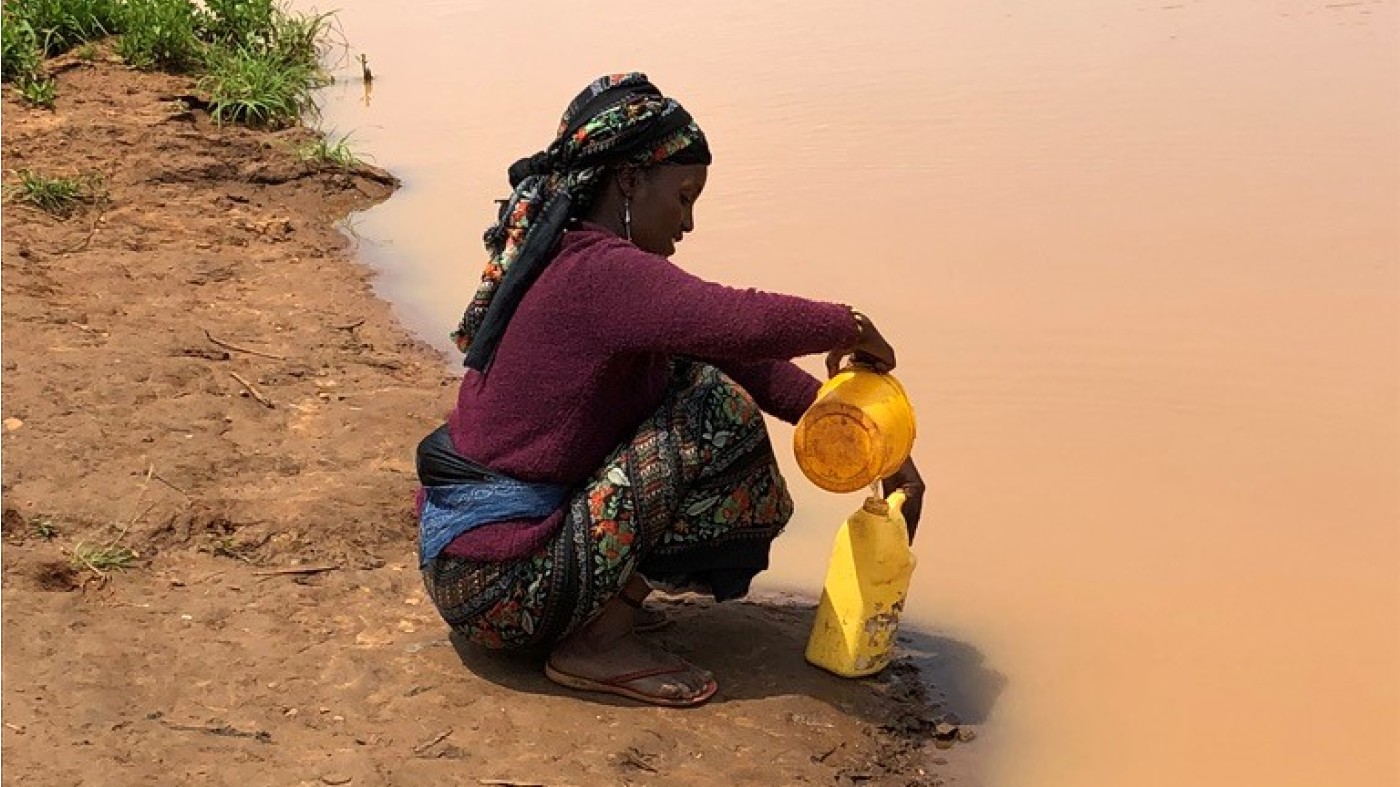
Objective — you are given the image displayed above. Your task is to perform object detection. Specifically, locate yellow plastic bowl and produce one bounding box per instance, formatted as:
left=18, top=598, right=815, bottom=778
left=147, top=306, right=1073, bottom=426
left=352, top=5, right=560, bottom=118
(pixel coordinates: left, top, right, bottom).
left=793, top=368, right=917, bottom=493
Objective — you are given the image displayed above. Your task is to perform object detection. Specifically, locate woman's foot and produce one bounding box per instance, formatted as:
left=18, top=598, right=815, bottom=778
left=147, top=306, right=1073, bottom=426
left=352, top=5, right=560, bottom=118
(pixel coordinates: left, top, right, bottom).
left=633, top=604, right=671, bottom=633
left=545, top=586, right=714, bottom=706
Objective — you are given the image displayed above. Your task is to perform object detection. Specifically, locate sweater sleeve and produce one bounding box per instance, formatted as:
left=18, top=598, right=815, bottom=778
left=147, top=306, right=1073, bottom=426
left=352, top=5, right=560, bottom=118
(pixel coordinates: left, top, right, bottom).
left=584, top=240, right=859, bottom=362
left=715, top=359, right=824, bottom=425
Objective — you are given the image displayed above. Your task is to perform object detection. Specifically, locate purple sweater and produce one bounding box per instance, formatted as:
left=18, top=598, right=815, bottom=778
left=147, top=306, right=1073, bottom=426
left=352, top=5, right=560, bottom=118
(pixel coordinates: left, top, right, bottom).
left=444, top=223, right=858, bottom=559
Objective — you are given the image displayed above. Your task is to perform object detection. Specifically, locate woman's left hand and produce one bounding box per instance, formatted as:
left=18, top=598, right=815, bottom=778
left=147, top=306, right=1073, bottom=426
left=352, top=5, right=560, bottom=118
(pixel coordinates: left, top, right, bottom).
left=882, top=457, right=925, bottom=542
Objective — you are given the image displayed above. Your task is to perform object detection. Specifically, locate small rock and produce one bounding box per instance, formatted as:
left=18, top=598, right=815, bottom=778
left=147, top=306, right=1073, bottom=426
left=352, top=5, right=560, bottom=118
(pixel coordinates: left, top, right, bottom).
left=3, top=418, right=23, bottom=432
left=320, top=775, right=352, bottom=785
left=284, top=708, right=298, bottom=717
left=956, top=728, right=977, bottom=743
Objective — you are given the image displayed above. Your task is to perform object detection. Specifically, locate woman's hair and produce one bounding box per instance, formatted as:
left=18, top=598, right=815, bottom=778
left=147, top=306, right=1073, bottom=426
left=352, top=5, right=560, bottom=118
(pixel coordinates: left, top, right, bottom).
left=454, top=73, right=712, bottom=372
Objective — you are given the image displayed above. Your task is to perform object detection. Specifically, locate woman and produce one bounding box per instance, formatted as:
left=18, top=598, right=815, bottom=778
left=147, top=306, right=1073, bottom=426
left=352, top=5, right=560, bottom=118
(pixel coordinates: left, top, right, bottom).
left=418, top=73, right=924, bottom=707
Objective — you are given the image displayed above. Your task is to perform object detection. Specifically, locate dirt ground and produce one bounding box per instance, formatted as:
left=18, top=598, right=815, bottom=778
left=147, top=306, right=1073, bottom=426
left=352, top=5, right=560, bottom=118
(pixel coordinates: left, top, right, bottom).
left=1, top=52, right=965, bottom=786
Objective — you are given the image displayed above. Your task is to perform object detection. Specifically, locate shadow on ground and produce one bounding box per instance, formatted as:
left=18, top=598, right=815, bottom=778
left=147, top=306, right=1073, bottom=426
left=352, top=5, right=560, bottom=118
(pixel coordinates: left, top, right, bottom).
left=448, top=594, right=1003, bottom=739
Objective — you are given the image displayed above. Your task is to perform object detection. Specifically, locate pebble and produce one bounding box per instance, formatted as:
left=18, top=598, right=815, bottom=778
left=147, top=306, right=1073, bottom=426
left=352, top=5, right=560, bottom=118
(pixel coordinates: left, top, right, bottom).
left=320, top=775, right=352, bottom=785
left=3, top=418, right=23, bottom=432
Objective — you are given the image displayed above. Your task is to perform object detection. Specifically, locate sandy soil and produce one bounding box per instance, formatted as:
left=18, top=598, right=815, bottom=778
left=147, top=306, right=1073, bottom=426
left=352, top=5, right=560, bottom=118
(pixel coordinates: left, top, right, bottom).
left=1, top=51, right=961, bottom=786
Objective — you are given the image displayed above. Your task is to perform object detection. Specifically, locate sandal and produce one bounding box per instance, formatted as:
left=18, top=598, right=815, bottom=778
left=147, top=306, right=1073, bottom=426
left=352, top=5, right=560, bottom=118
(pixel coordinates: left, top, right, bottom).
left=544, top=661, right=718, bottom=707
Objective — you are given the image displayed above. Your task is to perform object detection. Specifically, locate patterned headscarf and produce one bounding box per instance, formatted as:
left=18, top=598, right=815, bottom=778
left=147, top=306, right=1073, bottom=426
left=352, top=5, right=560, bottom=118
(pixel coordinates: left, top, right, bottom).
left=454, top=72, right=712, bottom=372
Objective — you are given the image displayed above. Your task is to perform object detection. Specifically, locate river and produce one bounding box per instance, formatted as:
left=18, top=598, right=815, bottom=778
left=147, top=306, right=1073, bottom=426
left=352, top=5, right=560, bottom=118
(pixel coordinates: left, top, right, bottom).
left=307, top=2, right=1400, bottom=785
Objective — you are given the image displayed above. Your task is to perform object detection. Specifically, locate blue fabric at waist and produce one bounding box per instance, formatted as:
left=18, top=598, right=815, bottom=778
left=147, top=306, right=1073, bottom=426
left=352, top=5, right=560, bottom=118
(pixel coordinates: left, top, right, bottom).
left=418, top=477, right=569, bottom=567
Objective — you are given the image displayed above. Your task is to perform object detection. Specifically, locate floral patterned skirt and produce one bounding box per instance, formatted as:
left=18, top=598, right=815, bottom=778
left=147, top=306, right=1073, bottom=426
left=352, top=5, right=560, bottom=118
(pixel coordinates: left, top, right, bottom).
left=421, top=361, right=794, bottom=650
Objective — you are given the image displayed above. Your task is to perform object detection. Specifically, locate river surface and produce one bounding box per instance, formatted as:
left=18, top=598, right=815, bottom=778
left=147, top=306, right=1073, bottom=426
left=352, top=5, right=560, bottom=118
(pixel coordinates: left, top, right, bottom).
left=305, top=2, right=1400, bottom=785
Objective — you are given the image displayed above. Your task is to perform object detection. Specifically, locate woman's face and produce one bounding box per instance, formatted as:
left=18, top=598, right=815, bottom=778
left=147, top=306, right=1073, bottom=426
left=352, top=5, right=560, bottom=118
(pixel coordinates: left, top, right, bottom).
left=628, top=164, right=708, bottom=258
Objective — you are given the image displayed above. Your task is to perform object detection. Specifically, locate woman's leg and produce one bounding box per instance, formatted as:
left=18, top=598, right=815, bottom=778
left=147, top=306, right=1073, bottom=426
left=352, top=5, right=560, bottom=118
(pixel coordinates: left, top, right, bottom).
left=424, top=362, right=789, bottom=705
left=543, top=362, right=789, bottom=704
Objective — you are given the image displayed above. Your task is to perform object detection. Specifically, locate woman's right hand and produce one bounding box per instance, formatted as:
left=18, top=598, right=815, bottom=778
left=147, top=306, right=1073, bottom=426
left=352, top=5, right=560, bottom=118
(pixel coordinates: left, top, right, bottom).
left=826, top=310, right=896, bottom=377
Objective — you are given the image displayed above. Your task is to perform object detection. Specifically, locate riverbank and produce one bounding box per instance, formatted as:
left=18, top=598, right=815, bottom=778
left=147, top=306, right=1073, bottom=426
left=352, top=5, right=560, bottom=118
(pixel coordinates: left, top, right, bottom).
left=1, top=52, right=955, bottom=786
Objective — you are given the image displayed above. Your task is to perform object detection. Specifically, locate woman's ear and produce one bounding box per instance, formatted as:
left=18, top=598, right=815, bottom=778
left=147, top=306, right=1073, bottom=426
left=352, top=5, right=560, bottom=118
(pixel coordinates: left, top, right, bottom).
left=615, top=165, right=640, bottom=199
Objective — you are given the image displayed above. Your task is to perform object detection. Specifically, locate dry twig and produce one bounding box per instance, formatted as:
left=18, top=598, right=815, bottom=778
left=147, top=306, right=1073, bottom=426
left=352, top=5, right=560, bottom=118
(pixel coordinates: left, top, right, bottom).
left=229, top=372, right=274, bottom=408
left=153, top=471, right=188, bottom=496
left=413, top=728, right=453, bottom=754
left=251, top=565, right=338, bottom=577
left=204, top=329, right=286, bottom=360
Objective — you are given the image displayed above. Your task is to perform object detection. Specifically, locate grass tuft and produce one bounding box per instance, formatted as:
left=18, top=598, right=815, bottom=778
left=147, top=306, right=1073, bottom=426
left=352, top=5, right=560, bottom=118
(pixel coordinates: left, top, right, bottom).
left=16, top=73, right=57, bottom=107
left=32, top=519, right=59, bottom=540
left=2, top=11, right=43, bottom=83
left=4, top=0, right=122, bottom=57
left=299, top=131, right=360, bottom=169
left=10, top=169, right=102, bottom=216
left=115, top=0, right=200, bottom=71
left=199, top=44, right=323, bottom=128
left=71, top=542, right=138, bottom=572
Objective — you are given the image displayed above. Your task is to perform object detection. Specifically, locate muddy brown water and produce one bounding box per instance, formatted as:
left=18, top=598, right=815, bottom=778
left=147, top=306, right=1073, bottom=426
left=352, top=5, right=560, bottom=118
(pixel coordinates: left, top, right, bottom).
left=305, top=2, right=1399, bottom=785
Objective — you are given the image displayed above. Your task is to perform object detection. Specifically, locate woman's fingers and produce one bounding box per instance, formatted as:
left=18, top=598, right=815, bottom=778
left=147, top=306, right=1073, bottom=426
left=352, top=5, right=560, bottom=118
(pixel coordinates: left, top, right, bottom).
left=825, top=348, right=845, bottom=378
left=883, top=458, right=925, bottom=541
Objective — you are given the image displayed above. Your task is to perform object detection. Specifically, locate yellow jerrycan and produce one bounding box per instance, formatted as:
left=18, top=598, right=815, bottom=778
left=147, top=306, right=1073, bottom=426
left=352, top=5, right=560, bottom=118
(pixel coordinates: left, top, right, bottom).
left=793, top=366, right=916, bottom=493
left=805, top=491, right=916, bottom=677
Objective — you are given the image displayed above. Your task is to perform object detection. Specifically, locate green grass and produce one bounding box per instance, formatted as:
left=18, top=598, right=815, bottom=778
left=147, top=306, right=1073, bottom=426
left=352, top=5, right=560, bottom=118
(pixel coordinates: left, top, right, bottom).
left=16, top=73, right=56, bottom=107
left=299, top=131, right=360, bottom=168
left=73, top=41, right=98, bottom=60
left=4, top=0, right=123, bottom=57
left=2, top=11, right=44, bottom=82
left=115, top=0, right=200, bottom=71
left=32, top=519, right=59, bottom=540
left=200, top=44, right=326, bottom=128
left=9, top=169, right=100, bottom=216
left=71, top=542, right=137, bottom=572
left=4, top=0, right=337, bottom=128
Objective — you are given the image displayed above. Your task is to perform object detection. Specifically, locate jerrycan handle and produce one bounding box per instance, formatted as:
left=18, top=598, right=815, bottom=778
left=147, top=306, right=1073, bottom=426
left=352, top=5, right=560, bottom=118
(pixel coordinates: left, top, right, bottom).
left=887, top=489, right=908, bottom=516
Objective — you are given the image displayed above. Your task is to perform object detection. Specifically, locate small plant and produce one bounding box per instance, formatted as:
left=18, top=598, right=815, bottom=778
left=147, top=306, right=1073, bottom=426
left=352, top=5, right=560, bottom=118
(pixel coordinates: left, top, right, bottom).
left=115, top=0, right=200, bottom=71
left=32, top=519, right=59, bottom=540
left=5, top=0, right=122, bottom=57
left=1, top=12, right=43, bottom=83
left=16, top=74, right=56, bottom=107
left=73, top=42, right=98, bottom=61
left=266, top=7, right=335, bottom=70
left=199, top=44, right=323, bottom=128
left=71, top=542, right=138, bottom=572
left=299, top=132, right=359, bottom=168
left=10, top=169, right=98, bottom=216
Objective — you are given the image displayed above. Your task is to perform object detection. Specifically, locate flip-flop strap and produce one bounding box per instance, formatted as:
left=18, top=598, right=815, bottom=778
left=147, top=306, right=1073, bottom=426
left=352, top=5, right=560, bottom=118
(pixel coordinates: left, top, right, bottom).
left=604, top=665, right=693, bottom=688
